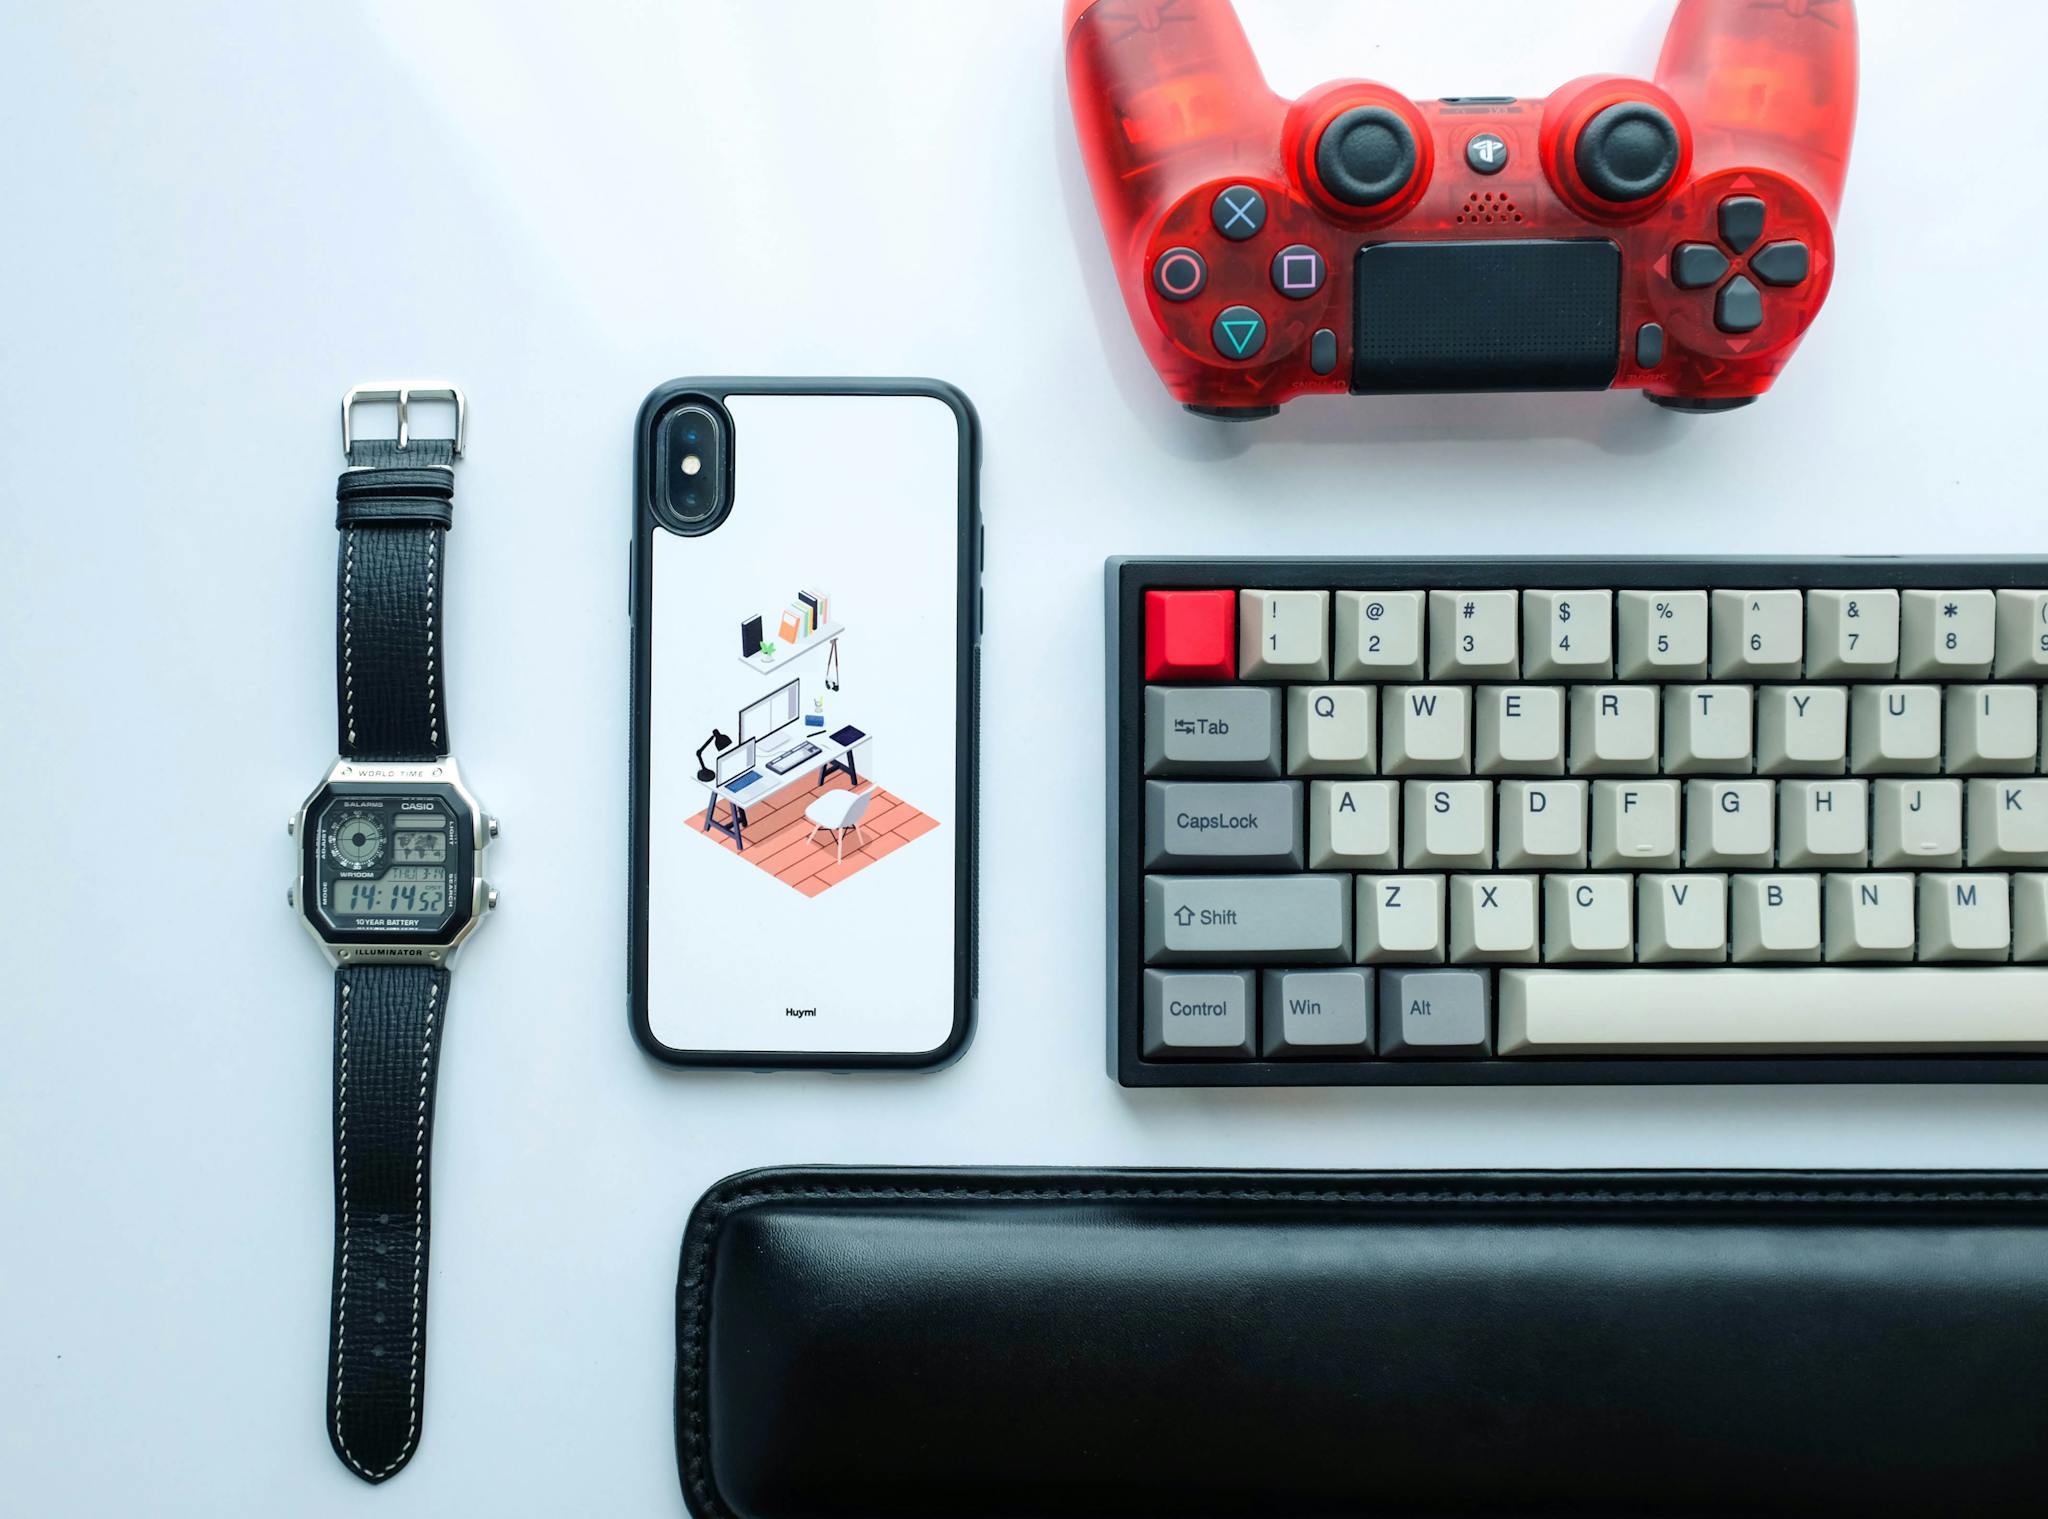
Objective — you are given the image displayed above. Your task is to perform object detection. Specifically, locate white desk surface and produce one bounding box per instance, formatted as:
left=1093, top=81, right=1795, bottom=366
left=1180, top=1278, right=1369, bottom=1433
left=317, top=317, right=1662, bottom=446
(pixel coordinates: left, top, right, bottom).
left=4, top=2, right=2046, bottom=1513
left=713, top=726, right=866, bottom=807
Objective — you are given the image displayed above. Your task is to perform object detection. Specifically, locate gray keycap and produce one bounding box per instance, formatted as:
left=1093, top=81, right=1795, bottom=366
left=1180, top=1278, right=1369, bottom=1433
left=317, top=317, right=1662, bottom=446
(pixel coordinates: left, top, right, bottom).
left=1144, top=686, right=1282, bottom=776
left=1145, top=781, right=1303, bottom=870
left=1377, top=968, right=1492, bottom=1056
left=1260, top=969, right=1373, bottom=1057
left=1145, top=875, right=1353, bottom=965
left=1143, top=969, right=1255, bottom=1058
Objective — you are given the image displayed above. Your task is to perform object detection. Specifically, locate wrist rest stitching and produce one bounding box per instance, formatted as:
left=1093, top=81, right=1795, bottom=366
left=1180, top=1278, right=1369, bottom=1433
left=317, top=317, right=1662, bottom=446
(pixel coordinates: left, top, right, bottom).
left=675, top=1175, right=2048, bottom=1515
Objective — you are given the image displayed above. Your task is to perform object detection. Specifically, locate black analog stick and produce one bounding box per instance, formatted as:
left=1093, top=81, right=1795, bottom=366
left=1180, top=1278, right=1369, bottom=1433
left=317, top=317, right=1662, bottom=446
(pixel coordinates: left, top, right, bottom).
left=1315, top=106, right=1418, bottom=209
left=1574, top=102, right=1680, bottom=203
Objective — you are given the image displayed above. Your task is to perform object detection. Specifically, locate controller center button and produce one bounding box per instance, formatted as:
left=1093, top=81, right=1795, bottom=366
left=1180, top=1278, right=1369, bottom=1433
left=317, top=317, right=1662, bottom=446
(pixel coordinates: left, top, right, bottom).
left=1153, top=247, right=1209, bottom=302
left=1212, top=185, right=1268, bottom=241
left=1751, top=239, right=1810, bottom=287
left=1574, top=101, right=1680, bottom=202
left=1715, top=274, right=1764, bottom=334
left=1271, top=244, right=1327, bottom=299
left=1672, top=242, right=1730, bottom=289
left=1466, top=132, right=1508, bottom=175
left=1212, top=305, right=1269, bottom=360
left=1315, top=106, right=1418, bottom=208
left=1718, top=195, right=1767, bottom=253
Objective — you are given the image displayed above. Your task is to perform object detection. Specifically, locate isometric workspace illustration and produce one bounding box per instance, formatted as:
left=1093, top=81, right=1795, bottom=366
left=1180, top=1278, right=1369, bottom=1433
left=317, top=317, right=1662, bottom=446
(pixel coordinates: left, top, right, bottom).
left=686, top=587, right=939, bottom=896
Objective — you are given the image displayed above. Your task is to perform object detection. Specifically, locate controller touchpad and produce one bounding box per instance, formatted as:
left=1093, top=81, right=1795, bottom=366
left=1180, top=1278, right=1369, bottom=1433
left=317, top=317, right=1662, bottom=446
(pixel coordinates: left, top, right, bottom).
left=1352, top=240, right=1621, bottom=394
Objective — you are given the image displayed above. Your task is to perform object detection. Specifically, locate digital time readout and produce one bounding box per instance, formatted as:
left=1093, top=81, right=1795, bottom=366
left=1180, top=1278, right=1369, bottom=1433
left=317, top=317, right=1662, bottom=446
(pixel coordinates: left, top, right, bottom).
left=336, top=866, right=448, bottom=917
left=392, top=825, right=447, bottom=863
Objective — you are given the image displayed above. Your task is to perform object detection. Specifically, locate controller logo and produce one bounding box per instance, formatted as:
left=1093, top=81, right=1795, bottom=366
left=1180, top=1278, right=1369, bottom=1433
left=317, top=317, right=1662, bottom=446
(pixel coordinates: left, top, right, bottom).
left=1466, top=132, right=1508, bottom=175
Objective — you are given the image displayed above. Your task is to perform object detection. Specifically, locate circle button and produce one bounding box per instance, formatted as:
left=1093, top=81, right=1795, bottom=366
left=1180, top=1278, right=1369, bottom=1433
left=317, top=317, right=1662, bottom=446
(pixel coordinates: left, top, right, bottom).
left=1466, top=132, right=1508, bottom=175
left=1270, top=245, right=1326, bottom=300
left=1152, top=247, right=1208, bottom=303
left=1211, top=185, right=1268, bottom=241
left=1212, top=306, right=1268, bottom=360
left=1315, top=106, right=1418, bottom=208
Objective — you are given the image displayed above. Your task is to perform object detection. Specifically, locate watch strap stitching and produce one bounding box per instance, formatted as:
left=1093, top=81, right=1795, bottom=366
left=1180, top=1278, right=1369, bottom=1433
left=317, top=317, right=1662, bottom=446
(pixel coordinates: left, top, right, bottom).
left=342, top=529, right=356, bottom=749
left=329, top=970, right=442, bottom=1483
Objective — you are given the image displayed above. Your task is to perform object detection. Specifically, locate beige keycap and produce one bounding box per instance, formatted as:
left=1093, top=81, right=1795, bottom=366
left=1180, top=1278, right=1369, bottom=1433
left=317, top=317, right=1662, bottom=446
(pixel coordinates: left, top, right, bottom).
left=1663, top=686, right=1753, bottom=774
left=1475, top=686, right=1564, bottom=775
left=1429, top=590, right=1518, bottom=679
left=1239, top=589, right=1330, bottom=680
left=1684, top=780, right=1775, bottom=867
left=1871, top=780, right=1963, bottom=868
left=1308, top=780, right=1399, bottom=870
left=1543, top=874, right=1633, bottom=963
left=1591, top=779, right=1680, bottom=869
left=2014, top=875, right=2048, bottom=961
left=1900, top=589, right=1994, bottom=679
left=1712, top=589, right=1803, bottom=678
left=1286, top=686, right=1376, bottom=775
left=1522, top=589, right=1613, bottom=679
left=1966, top=779, right=2048, bottom=865
left=1382, top=686, right=1471, bottom=775
left=1849, top=686, right=1940, bottom=774
left=1355, top=874, right=1446, bottom=963
left=1616, top=590, right=1708, bottom=680
left=1496, top=780, right=1588, bottom=869
left=1637, top=873, right=1728, bottom=963
left=1568, top=686, right=1659, bottom=774
left=1994, top=590, right=2048, bottom=677
left=1334, top=591, right=1425, bottom=681
left=1755, top=686, right=1846, bottom=774
left=1402, top=781, right=1494, bottom=869
left=1823, top=874, right=1915, bottom=963
left=1449, top=874, right=1539, bottom=964
left=1777, top=779, right=1868, bottom=868
left=1805, top=589, right=1899, bottom=678
left=1498, top=968, right=2048, bottom=1055
left=1918, top=873, right=2010, bottom=961
left=1731, top=874, right=1822, bottom=963
left=1945, top=685, right=2038, bottom=773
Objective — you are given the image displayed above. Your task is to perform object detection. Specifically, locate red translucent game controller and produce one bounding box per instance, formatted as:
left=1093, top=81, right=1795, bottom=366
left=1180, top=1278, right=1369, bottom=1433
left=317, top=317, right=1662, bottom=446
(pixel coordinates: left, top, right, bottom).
left=1065, top=0, right=1857, bottom=417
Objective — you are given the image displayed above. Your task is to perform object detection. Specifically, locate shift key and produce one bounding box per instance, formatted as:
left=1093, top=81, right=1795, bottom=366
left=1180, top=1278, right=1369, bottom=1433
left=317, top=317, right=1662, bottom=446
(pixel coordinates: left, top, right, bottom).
left=1145, top=874, right=1353, bottom=964
left=1145, top=781, right=1302, bottom=869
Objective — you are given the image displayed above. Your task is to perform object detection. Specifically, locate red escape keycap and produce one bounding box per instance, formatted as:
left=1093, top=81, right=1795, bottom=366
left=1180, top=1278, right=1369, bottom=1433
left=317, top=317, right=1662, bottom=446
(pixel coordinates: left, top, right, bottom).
left=1145, top=589, right=1237, bottom=681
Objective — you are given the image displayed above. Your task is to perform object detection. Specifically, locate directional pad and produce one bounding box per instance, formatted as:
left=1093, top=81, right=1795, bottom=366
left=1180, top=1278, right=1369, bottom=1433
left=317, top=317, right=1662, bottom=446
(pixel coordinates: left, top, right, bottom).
left=1672, top=243, right=1730, bottom=289
left=1751, top=240, right=1811, bottom=287
left=1716, top=275, right=1764, bottom=334
left=1718, top=196, right=1767, bottom=253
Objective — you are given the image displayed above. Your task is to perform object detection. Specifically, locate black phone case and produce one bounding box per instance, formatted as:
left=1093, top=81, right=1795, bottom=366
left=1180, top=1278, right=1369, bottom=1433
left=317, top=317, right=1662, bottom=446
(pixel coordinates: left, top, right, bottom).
left=678, top=1165, right=2048, bottom=1517
left=629, top=378, right=981, bottom=1070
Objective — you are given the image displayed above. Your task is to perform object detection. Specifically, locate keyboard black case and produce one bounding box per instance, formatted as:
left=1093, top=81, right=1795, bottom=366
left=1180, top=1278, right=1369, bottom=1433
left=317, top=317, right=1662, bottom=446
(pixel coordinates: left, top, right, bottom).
left=678, top=1165, right=2048, bottom=1517
left=1108, top=557, right=2048, bottom=1087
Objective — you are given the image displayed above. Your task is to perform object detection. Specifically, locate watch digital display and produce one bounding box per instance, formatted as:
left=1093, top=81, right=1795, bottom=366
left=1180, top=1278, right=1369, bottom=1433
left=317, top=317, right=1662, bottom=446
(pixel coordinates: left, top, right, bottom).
left=309, top=791, right=467, bottom=939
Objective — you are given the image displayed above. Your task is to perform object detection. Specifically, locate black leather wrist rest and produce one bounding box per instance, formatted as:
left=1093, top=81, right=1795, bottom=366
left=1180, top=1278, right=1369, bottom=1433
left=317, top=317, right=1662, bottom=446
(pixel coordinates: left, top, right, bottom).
left=677, top=1167, right=2048, bottom=1518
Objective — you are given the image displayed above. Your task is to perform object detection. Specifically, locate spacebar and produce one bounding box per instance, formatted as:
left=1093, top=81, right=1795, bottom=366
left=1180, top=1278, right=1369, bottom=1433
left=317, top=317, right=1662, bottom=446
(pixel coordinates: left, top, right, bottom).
left=1498, top=970, right=2048, bottom=1055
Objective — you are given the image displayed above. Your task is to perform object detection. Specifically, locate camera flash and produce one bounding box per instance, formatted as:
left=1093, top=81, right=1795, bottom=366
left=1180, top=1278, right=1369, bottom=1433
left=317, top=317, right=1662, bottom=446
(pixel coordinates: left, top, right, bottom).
left=681, top=454, right=703, bottom=477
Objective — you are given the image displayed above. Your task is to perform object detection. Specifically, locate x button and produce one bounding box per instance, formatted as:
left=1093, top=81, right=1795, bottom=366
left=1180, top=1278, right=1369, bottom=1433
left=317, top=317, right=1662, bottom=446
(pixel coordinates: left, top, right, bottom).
left=1211, top=184, right=1268, bottom=241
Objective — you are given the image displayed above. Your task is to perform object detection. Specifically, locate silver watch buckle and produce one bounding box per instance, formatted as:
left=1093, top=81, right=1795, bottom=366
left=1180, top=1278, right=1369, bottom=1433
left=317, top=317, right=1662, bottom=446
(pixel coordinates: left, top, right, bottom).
left=342, top=382, right=467, bottom=460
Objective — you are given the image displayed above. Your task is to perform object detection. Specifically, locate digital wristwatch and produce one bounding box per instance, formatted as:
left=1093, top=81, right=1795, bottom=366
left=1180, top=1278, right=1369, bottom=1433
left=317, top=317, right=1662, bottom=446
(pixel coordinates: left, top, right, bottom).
left=289, top=384, right=497, bottom=1483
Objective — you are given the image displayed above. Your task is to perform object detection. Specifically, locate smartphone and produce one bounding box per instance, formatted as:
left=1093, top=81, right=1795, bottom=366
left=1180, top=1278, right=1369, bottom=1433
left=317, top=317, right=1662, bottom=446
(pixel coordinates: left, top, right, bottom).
left=629, top=378, right=980, bottom=1068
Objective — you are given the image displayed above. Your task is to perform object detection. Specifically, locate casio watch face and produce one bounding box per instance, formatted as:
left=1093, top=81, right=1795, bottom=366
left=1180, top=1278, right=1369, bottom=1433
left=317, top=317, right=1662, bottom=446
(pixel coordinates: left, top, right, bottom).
left=302, top=785, right=473, bottom=946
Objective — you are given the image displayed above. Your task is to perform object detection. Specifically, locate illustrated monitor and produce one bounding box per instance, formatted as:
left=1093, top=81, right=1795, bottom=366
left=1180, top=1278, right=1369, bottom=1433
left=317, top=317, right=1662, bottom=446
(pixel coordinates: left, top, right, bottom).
left=739, top=678, right=800, bottom=747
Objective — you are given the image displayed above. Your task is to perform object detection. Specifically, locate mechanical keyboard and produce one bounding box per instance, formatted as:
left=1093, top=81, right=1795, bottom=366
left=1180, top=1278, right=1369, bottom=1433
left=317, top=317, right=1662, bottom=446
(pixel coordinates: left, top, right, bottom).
left=1107, top=558, right=2048, bottom=1087
left=767, top=741, right=822, bottom=775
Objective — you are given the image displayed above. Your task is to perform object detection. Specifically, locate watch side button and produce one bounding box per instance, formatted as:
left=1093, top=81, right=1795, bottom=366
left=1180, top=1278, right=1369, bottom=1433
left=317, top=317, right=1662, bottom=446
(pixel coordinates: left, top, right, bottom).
left=486, top=815, right=501, bottom=839
left=487, top=887, right=500, bottom=911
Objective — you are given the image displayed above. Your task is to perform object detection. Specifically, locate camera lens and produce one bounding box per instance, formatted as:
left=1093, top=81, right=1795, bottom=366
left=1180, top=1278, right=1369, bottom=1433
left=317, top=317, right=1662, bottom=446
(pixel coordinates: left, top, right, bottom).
left=657, top=401, right=729, bottom=531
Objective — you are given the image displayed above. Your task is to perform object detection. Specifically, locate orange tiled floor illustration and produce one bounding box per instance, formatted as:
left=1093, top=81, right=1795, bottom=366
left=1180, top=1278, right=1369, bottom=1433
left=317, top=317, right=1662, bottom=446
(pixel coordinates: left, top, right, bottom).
left=685, top=769, right=938, bottom=897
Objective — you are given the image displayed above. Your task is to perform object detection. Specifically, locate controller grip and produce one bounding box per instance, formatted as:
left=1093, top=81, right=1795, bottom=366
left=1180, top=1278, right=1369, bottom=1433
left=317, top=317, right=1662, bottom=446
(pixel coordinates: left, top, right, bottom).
left=1066, top=0, right=1285, bottom=252
left=1656, top=0, right=1858, bottom=217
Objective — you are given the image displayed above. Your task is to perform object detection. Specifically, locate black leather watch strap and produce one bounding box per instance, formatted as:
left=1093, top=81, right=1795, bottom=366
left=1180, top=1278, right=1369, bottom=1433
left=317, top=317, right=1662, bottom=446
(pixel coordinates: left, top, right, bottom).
left=336, top=437, right=456, bottom=762
left=328, top=963, right=451, bottom=1484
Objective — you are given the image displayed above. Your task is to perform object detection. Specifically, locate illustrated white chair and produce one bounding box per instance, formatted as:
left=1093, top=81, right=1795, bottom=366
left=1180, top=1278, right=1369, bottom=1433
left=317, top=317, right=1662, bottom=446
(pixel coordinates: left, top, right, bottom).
left=805, top=786, right=876, bottom=864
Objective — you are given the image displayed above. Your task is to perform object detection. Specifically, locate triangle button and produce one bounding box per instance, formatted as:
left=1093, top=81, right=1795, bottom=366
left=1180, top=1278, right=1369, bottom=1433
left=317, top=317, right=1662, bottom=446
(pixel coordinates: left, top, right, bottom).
left=1211, top=305, right=1269, bottom=360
